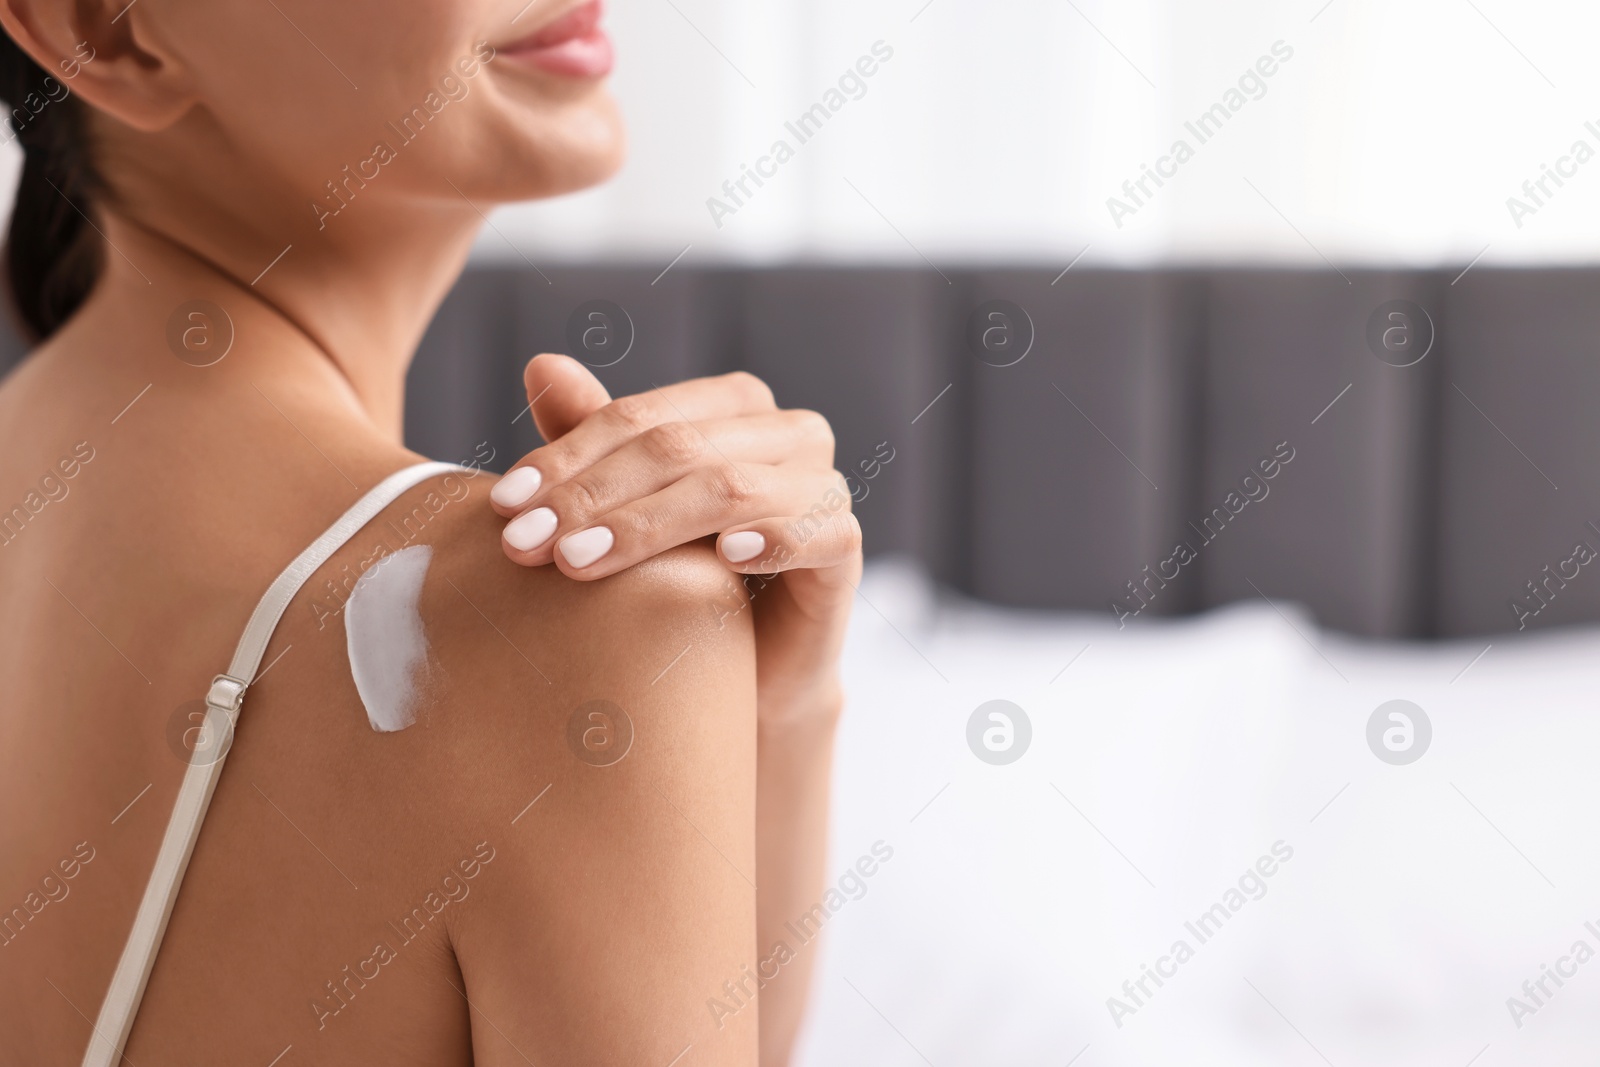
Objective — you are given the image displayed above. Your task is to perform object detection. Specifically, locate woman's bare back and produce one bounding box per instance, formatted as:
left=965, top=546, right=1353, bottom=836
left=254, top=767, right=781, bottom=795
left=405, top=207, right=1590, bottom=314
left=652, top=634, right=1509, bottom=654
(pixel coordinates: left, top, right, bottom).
left=0, top=302, right=760, bottom=1065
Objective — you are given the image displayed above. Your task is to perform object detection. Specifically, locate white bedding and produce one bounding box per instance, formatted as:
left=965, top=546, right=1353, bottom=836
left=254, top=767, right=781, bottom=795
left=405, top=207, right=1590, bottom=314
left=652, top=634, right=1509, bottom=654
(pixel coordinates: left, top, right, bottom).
left=797, top=559, right=1600, bottom=1066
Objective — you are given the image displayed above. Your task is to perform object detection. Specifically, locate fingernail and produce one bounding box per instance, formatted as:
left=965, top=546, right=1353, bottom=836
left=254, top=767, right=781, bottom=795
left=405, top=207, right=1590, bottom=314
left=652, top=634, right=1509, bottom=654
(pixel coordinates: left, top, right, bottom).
left=721, top=530, right=766, bottom=563
left=558, top=526, right=614, bottom=569
left=490, top=466, right=543, bottom=508
left=504, top=507, right=557, bottom=552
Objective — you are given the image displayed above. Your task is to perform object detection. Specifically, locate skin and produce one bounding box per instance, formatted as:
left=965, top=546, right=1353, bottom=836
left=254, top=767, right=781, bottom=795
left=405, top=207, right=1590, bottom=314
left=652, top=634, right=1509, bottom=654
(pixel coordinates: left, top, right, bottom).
left=501, top=355, right=861, bottom=1064
left=0, top=0, right=857, bottom=1064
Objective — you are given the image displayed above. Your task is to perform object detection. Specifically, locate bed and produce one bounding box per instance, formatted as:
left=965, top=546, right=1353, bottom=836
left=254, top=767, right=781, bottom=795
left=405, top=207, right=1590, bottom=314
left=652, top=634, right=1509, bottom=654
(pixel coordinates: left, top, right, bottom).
left=798, top=559, right=1600, bottom=1066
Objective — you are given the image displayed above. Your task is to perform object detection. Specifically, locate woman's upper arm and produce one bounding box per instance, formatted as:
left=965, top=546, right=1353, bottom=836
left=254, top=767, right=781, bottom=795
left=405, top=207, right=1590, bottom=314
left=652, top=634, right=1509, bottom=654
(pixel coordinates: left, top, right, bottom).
left=427, top=539, right=760, bottom=1066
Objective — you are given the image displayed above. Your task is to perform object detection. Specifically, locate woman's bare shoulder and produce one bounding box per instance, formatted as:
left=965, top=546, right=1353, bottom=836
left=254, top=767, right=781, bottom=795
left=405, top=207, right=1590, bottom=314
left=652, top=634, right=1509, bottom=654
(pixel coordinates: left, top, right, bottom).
left=259, top=462, right=758, bottom=853
left=268, top=465, right=763, bottom=1062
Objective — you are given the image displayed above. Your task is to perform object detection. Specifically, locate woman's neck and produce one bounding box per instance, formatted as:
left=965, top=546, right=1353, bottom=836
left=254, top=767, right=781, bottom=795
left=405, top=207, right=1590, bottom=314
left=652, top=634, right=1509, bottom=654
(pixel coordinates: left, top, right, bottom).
left=87, top=196, right=482, bottom=441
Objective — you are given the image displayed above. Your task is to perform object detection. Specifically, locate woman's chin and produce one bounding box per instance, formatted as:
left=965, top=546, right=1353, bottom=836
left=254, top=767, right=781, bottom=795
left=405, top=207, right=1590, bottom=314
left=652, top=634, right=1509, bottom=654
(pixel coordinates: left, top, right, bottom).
left=512, top=103, right=628, bottom=197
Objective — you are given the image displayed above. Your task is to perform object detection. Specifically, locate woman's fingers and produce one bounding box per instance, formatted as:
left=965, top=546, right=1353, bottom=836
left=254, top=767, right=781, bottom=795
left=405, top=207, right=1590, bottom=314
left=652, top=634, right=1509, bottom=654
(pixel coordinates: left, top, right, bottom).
left=488, top=355, right=612, bottom=513
left=716, top=507, right=863, bottom=576
left=536, top=464, right=850, bottom=580
left=498, top=411, right=834, bottom=565
left=489, top=372, right=778, bottom=517
left=489, top=367, right=857, bottom=582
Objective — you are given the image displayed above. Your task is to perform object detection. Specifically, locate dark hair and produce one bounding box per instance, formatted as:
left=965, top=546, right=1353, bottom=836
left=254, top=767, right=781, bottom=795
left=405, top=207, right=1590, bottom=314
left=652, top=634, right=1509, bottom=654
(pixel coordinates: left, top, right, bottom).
left=0, top=31, right=102, bottom=341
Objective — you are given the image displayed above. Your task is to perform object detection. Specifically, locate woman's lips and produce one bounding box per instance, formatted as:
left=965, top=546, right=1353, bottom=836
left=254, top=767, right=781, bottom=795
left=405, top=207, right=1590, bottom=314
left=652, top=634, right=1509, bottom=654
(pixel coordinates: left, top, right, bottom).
left=502, top=0, right=614, bottom=78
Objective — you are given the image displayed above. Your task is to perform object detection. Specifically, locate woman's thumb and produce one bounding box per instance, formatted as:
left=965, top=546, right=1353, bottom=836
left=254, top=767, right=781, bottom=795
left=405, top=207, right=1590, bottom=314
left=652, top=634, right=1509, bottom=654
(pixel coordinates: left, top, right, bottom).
left=523, top=353, right=612, bottom=443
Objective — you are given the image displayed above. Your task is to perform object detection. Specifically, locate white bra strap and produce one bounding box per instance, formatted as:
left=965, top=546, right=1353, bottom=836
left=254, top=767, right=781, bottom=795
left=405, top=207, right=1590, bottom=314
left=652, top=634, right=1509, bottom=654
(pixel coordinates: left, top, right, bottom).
left=81, top=460, right=471, bottom=1067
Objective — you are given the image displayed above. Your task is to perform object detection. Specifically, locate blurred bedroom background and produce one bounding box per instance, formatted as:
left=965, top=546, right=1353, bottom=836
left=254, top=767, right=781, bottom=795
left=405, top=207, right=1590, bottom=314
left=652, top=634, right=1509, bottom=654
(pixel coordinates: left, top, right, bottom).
left=8, top=0, right=1600, bottom=1062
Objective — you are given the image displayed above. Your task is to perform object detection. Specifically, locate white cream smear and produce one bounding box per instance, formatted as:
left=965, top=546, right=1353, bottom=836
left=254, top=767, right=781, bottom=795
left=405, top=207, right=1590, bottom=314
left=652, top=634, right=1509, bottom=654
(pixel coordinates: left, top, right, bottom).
left=344, top=544, right=433, bottom=733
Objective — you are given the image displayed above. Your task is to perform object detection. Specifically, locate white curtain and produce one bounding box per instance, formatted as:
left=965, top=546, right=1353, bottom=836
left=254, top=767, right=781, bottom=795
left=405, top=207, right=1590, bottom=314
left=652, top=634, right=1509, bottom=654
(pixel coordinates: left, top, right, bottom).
left=487, top=0, right=1600, bottom=268
left=4, top=1, right=1591, bottom=268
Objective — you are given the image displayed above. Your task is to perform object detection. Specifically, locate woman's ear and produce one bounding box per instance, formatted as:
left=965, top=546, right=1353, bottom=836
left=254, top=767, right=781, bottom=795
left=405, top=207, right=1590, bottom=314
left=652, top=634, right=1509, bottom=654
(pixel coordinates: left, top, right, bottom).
left=0, top=0, right=196, bottom=132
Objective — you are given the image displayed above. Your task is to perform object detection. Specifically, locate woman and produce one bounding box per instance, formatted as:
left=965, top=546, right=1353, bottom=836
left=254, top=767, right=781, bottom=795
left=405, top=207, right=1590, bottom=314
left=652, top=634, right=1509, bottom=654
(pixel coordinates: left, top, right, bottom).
left=0, top=1, right=859, bottom=1064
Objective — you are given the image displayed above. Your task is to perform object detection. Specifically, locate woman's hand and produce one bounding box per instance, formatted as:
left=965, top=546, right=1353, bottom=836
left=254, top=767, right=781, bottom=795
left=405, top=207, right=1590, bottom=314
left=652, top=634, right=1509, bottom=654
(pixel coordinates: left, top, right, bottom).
left=488, top=354, right=862, bottom=725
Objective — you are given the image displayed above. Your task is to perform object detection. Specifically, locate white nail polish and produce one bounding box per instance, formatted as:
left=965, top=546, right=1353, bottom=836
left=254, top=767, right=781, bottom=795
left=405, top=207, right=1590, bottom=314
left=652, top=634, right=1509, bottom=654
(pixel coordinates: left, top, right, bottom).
left=504, top=507, right=557, bottom=552
left=559, top=526, right=614, bottom=569
left=490, top=466, right=543, bottom=509
left=721, top=530, right=766, bottom=563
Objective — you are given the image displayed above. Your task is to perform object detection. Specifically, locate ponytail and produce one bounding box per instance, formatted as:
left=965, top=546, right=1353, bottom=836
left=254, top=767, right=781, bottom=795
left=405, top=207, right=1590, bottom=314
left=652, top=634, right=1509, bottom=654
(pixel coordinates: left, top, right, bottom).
left=0, top=32, right=102, bottom=341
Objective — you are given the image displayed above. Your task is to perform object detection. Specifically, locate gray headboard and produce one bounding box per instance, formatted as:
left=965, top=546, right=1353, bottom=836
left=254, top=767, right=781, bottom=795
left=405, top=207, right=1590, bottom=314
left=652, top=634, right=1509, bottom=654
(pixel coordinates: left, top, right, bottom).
left=396, top=265, right=1587, bottom=643
left=6, top=265, right=1589, bottom=639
